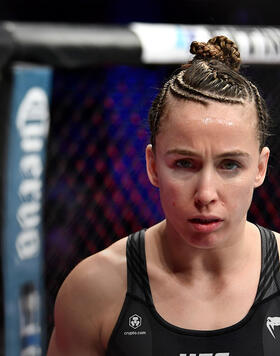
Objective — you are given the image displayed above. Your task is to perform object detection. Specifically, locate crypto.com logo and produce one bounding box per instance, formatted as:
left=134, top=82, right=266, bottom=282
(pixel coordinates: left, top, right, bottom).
left=129, top=314, right=142, bottom=329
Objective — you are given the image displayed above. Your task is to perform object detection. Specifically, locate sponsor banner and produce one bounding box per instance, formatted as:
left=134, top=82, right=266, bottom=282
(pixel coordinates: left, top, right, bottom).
left=130, top=23, right=280, bottom=64
left=2, top=64, right=52, bottom=355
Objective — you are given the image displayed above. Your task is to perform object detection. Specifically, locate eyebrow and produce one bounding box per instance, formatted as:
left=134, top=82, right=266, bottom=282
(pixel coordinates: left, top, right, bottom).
left=165, top=148, right=250, bottom=159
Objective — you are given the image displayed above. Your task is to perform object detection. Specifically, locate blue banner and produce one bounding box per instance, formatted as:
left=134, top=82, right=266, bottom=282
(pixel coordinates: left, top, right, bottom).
left=2, top=64, right=52, bottom=356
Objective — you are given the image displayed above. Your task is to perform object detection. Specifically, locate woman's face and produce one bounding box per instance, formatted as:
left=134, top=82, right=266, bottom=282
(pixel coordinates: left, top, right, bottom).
left=146, top=98, right=270, bottom=249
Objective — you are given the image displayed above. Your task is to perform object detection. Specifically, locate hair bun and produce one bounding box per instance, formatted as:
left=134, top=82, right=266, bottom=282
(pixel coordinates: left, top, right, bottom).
left=190, top=35, right=241, bottom=72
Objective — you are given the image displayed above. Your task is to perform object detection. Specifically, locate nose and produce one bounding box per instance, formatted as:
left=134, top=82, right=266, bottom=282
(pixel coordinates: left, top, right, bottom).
left=194, top=168, right=219, bottom=209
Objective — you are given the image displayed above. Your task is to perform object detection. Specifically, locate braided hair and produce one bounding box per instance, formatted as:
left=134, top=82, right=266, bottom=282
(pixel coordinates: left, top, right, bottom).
left=148, top=35, right=270, bottom=150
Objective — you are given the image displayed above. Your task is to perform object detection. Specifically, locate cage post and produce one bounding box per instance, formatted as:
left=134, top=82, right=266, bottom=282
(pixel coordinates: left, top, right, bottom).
left=1, top=63, right=52, bottom=356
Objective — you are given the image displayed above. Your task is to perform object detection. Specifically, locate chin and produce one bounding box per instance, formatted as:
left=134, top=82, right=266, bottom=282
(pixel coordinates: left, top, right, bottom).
left=187, top=231, right=226, bottom=249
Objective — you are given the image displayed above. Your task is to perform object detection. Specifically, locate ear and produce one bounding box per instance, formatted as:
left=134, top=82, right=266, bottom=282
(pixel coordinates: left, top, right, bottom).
left=254, top=146, right=270, bottom=188
left=146, top=144, right=159, bottom=187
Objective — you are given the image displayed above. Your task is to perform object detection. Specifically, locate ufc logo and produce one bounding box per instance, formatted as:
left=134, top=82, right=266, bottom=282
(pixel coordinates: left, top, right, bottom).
left=179, top=353, right=230, bottom=356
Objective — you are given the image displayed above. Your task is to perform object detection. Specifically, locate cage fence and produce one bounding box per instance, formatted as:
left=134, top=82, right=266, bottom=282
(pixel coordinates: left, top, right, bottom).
left=43, top=63, right=280, bottom=339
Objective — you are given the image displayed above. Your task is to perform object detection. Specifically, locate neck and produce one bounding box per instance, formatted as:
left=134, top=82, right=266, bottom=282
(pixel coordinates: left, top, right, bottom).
left=154, top=219, right=258, bottom=279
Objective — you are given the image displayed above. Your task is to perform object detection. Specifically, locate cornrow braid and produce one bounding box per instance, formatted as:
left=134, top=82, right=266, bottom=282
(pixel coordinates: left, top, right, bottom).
left=169, top=80, right=208, bottom=106
left=148, top=35, right=271, bottom=150
left=148, top=79, right=171, bottom=147
left=175, top=70, right=243, bottom=105
left=249, top=82, right=270, bottom=148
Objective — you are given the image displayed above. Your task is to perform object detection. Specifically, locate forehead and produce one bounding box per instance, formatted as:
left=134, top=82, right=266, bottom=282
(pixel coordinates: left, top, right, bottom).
left=164, top=96, right=256, bottom=123
left=157, top=98, right=259, bottom=151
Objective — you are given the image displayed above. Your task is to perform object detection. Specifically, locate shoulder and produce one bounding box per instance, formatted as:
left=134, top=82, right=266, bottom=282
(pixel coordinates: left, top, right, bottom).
left=52, top=236, right=128, bottom=352
left=62, top=236, right=128, bottom=306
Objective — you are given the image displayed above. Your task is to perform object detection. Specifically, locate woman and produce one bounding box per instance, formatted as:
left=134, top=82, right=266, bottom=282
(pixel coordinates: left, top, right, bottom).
left=47, top=36, right=280, bottom=356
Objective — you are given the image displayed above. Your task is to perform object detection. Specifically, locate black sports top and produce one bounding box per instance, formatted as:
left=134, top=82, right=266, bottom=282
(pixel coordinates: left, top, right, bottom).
left=106, top=226, right=280, bottom=355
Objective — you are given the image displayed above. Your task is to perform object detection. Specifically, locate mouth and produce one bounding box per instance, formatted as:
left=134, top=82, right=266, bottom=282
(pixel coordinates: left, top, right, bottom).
left=189, top=218, right=222, bottom=224
left=188, top=217, right=223, bottom=233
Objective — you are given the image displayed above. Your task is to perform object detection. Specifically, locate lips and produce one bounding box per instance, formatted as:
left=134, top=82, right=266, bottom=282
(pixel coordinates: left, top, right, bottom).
left=189, top=217, right=222, bottom=224
left=188, top=216, right=223, bottom=233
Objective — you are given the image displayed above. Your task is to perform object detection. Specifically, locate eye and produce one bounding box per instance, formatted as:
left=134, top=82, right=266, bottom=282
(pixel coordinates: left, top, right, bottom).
left=175, top=159, right=194, bottom=169
left=220, top=160, right=241, bottom=171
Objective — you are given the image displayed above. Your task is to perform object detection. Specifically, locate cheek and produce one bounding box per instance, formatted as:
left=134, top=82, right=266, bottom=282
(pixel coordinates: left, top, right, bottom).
left=157, top=174, right=180, bottom=203
left=158, top=178, right=192, bottom=217
left=227, top=179, right=255, bottom=214
left=158, top=176, right=191, bottom=202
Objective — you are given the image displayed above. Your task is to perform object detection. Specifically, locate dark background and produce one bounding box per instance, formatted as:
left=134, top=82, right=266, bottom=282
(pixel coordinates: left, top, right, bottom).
left=0, top=0, right=277, bottom=26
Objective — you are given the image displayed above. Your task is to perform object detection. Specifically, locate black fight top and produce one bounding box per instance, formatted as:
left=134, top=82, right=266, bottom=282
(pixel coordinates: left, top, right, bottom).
left=106, top=226, right=280, bottom=356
